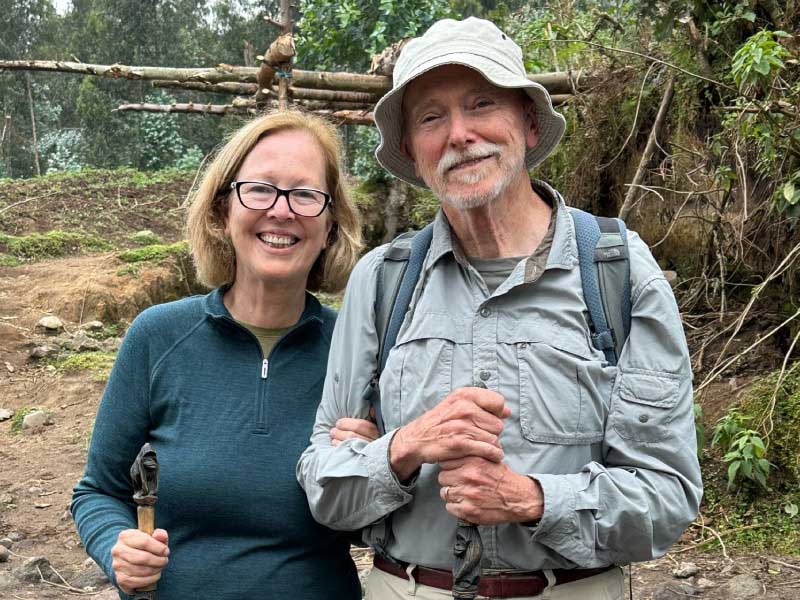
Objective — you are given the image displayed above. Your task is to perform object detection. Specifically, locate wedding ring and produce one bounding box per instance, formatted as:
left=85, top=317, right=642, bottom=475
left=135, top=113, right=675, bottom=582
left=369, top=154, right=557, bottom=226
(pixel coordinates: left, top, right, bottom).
left=444, top=486, right=451, bottom=502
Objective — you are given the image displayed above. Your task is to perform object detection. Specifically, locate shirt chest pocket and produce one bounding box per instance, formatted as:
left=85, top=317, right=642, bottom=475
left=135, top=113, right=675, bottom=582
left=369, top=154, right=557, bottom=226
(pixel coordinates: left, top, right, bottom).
left=612, top=368, right=680, bottom=442
left=380, top=313, right=466, bottom=429
left=502, top=325, right=613, bottom=445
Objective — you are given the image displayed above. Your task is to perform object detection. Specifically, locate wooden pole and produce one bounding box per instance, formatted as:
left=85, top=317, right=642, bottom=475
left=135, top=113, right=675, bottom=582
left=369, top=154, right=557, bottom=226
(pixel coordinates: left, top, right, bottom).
left=115, top=101, right=375, bottom=124
left=278, top=0, right=292, bottom=110
left=115, top=102, right=255, bottom=115
left=0, top=60, right=592, bottom=95
left=25, top=74, right=41, bottom=177
left=152, top=80, right=259, bottom=95
left=618, top=74, right=675, bottom=221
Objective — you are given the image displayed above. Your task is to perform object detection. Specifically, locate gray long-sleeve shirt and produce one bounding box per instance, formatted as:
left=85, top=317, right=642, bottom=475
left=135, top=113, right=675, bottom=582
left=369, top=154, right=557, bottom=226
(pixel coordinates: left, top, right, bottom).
left=297, top=184, right=702, bottom=571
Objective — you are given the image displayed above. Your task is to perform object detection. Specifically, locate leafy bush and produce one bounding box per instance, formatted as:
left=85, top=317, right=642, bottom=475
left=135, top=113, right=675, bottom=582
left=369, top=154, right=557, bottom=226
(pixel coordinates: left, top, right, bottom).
left=118, top=241, right=190, bottom=263
left=39, top=129, right=85, bottom=173
left=731, top=30, right=791, bottom=91
left=0, top=230, right=111, bottom=261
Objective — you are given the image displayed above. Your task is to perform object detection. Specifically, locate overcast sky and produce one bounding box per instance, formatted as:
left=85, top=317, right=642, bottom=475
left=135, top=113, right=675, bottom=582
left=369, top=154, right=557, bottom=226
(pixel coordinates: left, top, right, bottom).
left=53, top=0, right=71, bottom=15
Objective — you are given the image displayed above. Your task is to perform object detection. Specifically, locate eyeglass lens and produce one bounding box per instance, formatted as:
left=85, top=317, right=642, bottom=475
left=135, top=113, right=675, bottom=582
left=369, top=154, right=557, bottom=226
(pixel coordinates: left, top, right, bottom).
left=237, top=182, right=328, bottom=217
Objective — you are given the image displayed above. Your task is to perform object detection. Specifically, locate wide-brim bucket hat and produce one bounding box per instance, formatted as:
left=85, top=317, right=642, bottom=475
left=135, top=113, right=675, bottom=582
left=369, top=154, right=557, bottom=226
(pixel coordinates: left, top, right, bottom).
left=374, top=17, right=567, bottom=188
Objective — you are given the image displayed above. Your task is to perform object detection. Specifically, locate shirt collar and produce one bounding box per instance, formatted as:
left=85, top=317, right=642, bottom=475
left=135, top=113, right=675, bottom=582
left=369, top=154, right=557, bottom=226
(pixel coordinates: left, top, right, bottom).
left=203, top=286, right=323, bottom=333
left=424, top=179, right=578, bottom=274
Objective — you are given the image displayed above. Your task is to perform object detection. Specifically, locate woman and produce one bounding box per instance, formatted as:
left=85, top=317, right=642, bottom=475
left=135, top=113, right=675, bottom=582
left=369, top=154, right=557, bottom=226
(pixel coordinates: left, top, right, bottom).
left=72, top=111, right=369, bottom=599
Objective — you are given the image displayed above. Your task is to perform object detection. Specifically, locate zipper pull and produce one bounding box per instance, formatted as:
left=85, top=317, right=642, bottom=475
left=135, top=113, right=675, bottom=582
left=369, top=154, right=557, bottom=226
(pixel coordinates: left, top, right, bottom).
left=261, top=359, right=269, bottom=379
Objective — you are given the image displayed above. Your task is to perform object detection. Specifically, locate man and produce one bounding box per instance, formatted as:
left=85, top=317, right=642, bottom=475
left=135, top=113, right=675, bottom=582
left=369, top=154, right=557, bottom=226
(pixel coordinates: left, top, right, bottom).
left=298, top=17, right=702, bottom=600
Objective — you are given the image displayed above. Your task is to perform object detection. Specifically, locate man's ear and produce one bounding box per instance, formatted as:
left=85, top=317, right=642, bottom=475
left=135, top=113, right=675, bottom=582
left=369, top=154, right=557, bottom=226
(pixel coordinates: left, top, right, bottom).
left=400, top=136, right=421, bottom=177
left=523, top=100, right=539, bottom=149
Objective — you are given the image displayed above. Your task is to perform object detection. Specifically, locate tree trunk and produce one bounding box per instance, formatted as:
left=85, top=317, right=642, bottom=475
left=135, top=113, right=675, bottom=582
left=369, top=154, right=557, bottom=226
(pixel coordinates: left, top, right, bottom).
left=382, top=178, right=409, bottom=243
left=25, top=74, right=41, bottom=177
left=618, top=74, right=675, bottom=221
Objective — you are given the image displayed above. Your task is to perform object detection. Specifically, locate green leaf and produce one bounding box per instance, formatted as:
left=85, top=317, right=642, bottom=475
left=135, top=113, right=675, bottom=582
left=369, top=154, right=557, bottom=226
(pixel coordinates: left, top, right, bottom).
left=727, top=461, right=741, bottom=486
left=743, top=11, right=756, bottom=22
left=754, top=59, right=771, bottom=76
left=784, top=182, right=797, bottom=203
left=723, top=450, right=741, bottom=462
left=754, top=469, right=768, bottom=489
left=785, top=503, right=799, bottom=518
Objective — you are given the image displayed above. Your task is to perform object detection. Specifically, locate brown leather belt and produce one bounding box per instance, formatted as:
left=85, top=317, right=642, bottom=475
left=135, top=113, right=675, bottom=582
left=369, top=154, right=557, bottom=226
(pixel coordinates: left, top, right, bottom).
left=373, top=555, right=615, bottom=598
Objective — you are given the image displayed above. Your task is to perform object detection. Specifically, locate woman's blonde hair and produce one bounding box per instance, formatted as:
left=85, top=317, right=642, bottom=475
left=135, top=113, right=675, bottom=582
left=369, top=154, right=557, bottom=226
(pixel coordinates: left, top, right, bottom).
left=186, top=110, right=362, bottom=293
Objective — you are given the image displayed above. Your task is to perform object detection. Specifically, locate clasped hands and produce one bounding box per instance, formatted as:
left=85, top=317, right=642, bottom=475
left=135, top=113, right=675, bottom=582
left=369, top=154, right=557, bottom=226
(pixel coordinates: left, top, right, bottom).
left=331, top=386, right=544, bottom=525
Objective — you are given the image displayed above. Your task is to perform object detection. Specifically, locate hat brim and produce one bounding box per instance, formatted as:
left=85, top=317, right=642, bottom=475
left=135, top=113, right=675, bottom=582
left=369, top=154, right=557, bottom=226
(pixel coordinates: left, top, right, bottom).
left=374, top=55, right=567, bottom=188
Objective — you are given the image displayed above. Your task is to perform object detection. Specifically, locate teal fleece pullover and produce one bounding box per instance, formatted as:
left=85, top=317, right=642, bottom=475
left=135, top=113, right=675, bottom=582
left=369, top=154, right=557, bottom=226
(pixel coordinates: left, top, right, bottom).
left=71, top=288, right=360, bottom=599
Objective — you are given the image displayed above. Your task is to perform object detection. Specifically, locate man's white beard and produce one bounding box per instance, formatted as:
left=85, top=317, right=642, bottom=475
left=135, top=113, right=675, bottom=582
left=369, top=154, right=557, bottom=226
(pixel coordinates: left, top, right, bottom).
left=431, top=143, right=526, bottom=210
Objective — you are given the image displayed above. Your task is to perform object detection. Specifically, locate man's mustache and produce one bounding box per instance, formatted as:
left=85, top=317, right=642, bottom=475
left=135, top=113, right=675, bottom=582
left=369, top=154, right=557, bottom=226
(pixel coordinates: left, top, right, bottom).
left=437, top=143, right=501, bottom=176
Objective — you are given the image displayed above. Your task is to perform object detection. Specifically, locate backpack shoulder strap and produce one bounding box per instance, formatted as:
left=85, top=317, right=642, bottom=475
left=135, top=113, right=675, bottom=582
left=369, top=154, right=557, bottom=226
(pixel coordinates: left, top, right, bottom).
left=569, top=208, right=631, bottom=365
left=594, top=215, right=631, bottom=362
left=368, top=223, right=434, bottom=435
left=358, top=223, right=433, bottom=558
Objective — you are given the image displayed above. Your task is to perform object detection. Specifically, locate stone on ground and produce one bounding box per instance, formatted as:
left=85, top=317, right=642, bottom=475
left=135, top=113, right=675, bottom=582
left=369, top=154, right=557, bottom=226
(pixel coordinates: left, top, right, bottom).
left=723, top=574, right=763, bottom=598
left=13, top=555, right=62, bottom=583
left=22, top=410, right=50, bottom=430
left=36, top=316, right=64, bottom=332
left=0, top=407, right=12, bottom=421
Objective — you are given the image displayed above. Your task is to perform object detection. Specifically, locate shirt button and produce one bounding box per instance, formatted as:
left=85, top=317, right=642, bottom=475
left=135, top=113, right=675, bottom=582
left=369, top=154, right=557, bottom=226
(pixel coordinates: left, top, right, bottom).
left=480, top=307, right=492, bottom=318
left=480, top=370, right=491, bottom=381
left=639, top=414, right=650, bottom=423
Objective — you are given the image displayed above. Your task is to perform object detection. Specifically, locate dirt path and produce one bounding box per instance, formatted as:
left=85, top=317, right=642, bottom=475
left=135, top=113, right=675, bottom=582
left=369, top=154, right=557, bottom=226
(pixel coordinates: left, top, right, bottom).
left=1, top=256, right=799, bottom=599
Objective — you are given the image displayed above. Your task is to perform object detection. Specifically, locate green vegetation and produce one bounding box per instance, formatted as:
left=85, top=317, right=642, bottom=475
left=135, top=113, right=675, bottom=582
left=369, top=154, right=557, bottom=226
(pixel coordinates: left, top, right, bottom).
left=48, top=351, right=117, bottom=382
left=0, top=230, right=111, bottom=261
left=129, top=230, right=162, bottom=246
left=700, top=367, right=800, bottom=554
left=85, top=322, right=124, bottom=340
left=739, top=368, right=800, bottom=488
left=118, top=241, right=190, bottom=263
left=701, top=484, right=800, bottom=555
left=0, top=254, right=21, bottom=267
left=116, top=264, right=140, bottom=278
left=710, top=367, right=800, bottom=492
left=9, top=407, right=40, bottom=434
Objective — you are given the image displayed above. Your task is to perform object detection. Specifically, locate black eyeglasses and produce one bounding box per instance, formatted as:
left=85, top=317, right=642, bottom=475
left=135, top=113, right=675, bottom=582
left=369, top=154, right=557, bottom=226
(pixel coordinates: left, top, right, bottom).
left=230, top=181, right=332, bottom=217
